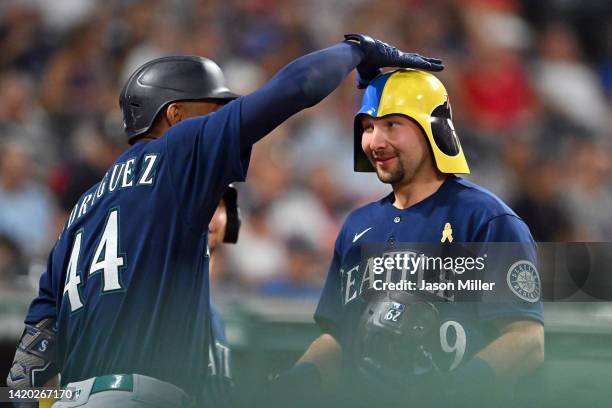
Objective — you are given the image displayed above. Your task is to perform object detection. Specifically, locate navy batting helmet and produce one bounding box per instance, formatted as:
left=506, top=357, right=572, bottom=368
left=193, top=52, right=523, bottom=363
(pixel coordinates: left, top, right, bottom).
left=222, top=184, right=241, bottom=244
left=353, top=291, right=440, bottom=389
left=119, top=56, right=240, bottom=143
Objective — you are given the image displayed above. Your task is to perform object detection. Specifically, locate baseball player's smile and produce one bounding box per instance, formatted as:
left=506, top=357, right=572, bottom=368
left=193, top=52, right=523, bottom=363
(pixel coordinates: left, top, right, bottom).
left=375, top=156, right=395, bottom=164
left=373, top=154, right=397, bottom=169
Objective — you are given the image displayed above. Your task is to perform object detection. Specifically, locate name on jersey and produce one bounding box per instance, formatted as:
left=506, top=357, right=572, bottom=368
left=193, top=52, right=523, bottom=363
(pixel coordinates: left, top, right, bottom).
left=65, top=154, right=160, bottom=230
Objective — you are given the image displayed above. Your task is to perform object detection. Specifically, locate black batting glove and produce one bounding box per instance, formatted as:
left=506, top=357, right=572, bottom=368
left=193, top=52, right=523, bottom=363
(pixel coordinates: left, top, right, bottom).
left=344, top=33, right=444, bottom=88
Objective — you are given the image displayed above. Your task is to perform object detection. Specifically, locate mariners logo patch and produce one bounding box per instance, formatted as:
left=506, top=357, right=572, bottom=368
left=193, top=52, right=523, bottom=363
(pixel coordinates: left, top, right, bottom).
left=506, top=260, right=540, bottom=302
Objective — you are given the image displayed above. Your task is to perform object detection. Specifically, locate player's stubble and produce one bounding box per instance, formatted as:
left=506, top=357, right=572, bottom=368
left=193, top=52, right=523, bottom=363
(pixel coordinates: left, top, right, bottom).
left=361, top=114, right=438, bottom=191
left=371, top=143, right=430, bottom=188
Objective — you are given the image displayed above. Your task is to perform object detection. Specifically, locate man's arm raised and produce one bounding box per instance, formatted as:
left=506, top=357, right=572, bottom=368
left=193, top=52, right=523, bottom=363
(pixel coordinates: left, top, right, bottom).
left=239, top=34, right=444, bottom=147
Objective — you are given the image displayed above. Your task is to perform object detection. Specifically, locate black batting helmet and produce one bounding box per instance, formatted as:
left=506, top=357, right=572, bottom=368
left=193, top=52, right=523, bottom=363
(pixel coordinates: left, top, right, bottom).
left=353, top=290, right=440, bottom=391
left=119, top=56, right=240, bottom=143
left=222, top=184, right=241, bottom=244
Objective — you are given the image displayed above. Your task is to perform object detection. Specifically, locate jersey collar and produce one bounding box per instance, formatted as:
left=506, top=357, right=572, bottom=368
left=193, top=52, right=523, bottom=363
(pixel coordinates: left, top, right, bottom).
left=381, top=175, right=458, bottom=212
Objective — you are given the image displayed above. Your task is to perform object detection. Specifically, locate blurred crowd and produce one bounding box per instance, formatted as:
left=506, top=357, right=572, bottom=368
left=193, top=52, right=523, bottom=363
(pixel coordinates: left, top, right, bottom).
left=0, top=0, right=611, bottom=298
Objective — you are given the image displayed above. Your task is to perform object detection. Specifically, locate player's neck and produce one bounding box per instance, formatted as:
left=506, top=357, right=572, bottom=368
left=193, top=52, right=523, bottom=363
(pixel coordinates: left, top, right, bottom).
left=391, top=170, right=447, bottom=209
left=141, top=121, right=171, bottom=141
left=143, top=129, right=166, bottom=140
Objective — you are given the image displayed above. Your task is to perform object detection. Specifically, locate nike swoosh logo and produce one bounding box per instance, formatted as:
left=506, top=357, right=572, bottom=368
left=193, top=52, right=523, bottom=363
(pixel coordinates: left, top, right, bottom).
left=353, top=227, right=372, bottom=243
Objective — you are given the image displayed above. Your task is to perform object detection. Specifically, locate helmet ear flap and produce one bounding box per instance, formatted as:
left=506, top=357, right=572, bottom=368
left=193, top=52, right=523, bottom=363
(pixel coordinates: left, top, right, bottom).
left=120, top=56, right=240, bottom=143
left=429, top=101, right=461, bottom=157
left=222, top=185, right=240, bottom=244
left=354, top=114, right=375, bottom=172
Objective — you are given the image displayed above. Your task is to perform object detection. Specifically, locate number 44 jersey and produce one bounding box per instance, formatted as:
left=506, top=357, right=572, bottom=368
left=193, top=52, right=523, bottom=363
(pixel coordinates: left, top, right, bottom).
left=24, top=102, right=251, bottom=398
left=315, top=176, right=543, bottom=377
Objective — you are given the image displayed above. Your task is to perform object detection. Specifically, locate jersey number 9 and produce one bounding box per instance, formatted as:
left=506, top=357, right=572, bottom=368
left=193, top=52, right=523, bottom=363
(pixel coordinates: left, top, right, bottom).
left=439, top=320, right=466, bottom=371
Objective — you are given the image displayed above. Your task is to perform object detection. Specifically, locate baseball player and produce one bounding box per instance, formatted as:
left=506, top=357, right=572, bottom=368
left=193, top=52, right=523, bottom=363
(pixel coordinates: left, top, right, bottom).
left=204, top=185, right=240, bottom=408
left=6, top=35, right=444, bottom=407
left=276, top=70, right=545, bottom=407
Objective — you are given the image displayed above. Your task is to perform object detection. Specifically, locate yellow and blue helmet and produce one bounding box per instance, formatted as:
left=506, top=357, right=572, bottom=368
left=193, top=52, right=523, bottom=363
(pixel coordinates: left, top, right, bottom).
left=354, top=69, right=469, bottom=174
